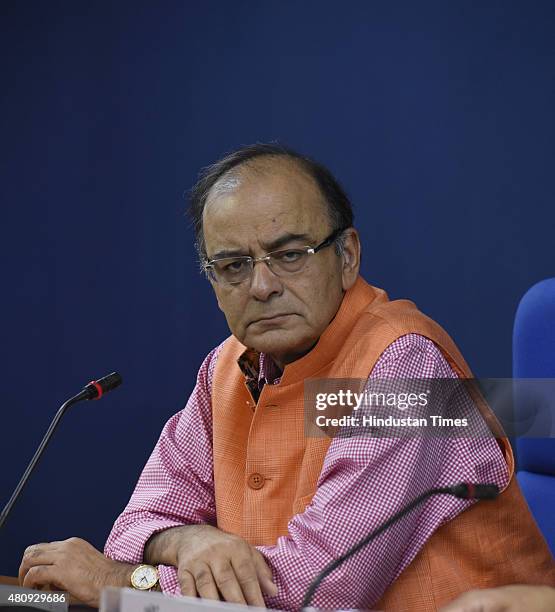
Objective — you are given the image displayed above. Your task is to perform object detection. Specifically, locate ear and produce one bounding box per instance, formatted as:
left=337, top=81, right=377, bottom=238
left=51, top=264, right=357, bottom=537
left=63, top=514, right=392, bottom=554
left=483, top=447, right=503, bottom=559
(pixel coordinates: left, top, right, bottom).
left=340, top=228, right=361, bottom=291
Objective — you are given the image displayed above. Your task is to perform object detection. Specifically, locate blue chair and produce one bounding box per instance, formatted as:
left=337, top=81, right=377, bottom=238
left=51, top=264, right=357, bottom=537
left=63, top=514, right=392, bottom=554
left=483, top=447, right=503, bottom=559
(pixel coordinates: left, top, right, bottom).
left=513, top=278, right=555, bottom=555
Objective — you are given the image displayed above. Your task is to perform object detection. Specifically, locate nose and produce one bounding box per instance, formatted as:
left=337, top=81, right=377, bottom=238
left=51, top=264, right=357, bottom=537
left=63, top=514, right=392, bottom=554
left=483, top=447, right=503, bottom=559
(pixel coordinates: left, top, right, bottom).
left=248, top=258, right=283, bottom=301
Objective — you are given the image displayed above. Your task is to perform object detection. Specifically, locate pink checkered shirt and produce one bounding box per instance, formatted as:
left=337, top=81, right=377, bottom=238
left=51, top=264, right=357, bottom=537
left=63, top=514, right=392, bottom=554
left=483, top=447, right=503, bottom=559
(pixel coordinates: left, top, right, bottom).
left=104, top=333, right=509, bottom=610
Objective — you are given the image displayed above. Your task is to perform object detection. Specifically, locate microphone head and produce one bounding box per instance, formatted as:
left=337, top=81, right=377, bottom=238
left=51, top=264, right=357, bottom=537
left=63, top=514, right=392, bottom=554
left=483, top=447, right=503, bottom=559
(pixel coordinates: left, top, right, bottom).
left=450, top=482, right=499, bottom=500
left=83, top=372, right=122, bottom=400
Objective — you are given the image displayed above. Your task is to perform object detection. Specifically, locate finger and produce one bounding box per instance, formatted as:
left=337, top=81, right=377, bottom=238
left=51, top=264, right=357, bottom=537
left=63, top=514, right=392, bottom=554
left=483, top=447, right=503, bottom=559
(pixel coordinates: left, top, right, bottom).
left=231, top=555, right=266, bottom=607
left=19, top=544, right=57, bottom=585
left=178, top=569, right=197, bottom=598
left=252, top=551, right=278, bottom=598
left=211, top=560, right=247, bottom=605
left=190, top=562, right=220, bottom=601
left=22, top=565, right=63, bottom=591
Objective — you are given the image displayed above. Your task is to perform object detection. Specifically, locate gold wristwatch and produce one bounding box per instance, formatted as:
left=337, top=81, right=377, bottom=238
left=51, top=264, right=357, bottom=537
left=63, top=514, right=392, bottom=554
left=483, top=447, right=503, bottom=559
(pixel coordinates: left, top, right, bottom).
left=130, top=564, right=160, bottom=591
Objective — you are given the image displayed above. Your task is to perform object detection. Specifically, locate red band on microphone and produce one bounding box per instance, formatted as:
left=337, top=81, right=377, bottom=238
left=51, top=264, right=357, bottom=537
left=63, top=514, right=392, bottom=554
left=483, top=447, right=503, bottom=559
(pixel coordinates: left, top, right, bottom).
left=89, top=380, right=103, bottom=400
left=466, top=482, right=475, bottom=499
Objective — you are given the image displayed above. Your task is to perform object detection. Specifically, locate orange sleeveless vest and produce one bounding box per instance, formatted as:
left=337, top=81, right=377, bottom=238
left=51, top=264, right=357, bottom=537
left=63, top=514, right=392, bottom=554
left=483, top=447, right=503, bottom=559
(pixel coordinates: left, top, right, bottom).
left=211, top=276, right=555, bottom=610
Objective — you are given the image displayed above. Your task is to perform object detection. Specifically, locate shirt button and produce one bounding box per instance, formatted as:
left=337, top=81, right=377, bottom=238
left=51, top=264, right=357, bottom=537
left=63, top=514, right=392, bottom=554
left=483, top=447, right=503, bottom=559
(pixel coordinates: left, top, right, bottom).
left=247, top=473, right=265, bottom=490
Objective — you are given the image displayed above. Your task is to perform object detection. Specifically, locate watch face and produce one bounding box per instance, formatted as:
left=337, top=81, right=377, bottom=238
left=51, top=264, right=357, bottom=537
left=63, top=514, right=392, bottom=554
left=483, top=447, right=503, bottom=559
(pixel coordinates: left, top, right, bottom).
left=132, top=565, right=158, bottom=590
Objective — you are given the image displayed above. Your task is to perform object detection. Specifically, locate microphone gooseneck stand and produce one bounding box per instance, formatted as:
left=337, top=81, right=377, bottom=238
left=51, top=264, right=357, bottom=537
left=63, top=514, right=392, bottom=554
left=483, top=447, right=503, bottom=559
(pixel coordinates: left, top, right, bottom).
left=301, top=482, right=499, bottom=609
left=0, top=372, right=122, bottom=531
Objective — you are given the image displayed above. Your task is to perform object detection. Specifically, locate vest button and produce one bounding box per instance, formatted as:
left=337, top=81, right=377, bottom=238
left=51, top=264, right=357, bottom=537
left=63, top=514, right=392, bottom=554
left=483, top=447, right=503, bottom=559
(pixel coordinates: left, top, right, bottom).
left=247, top=473, right=265, bottom=490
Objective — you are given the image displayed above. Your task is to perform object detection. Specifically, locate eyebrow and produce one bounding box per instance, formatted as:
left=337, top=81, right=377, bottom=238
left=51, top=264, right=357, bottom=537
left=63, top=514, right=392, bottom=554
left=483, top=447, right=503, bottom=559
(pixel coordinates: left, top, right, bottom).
left=262, top=232, right=312, bottom=251
left=210, top=232, right=312, bottom=260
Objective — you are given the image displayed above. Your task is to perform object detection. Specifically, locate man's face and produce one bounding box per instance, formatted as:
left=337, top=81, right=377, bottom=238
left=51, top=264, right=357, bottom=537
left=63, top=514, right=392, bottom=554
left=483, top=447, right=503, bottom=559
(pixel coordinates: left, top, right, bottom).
left=202, top=159, right=357, bottom=369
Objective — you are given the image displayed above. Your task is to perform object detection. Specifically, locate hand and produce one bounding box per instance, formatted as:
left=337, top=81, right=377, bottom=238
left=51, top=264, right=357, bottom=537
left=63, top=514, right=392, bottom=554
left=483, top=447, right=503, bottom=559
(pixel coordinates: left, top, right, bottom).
left=439, top=585, right=555, bottom=612
left=18, top=537, right=135, bottom=608
left=147, top=524, right=277, bottom=606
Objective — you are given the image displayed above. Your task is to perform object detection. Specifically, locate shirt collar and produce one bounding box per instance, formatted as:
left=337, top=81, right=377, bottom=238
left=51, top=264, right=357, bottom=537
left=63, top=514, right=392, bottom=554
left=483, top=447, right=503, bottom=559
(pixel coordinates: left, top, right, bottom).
left=237, top=348, right=282, bottom=391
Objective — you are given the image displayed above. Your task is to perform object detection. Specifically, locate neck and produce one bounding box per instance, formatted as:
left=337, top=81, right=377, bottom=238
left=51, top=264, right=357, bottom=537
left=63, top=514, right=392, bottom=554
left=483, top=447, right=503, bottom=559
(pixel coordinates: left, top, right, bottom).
left=269, top=340, right=319, bottom=372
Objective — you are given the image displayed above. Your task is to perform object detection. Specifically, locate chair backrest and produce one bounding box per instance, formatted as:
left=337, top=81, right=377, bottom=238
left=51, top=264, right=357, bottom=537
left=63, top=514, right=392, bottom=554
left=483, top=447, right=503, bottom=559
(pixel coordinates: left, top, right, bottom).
left=513, top=278, right=555, bottom=554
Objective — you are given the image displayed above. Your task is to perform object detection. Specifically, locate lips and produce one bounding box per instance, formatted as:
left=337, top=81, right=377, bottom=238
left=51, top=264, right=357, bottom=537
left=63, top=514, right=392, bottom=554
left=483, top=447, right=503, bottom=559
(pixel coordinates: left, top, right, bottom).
left=249, top=313, right=293, bottom=325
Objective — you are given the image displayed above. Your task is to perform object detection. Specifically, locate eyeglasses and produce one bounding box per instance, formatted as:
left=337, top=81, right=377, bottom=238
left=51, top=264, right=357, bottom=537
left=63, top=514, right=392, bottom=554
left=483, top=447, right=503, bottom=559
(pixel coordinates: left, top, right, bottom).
left=203, top=228, right=346, bottom=286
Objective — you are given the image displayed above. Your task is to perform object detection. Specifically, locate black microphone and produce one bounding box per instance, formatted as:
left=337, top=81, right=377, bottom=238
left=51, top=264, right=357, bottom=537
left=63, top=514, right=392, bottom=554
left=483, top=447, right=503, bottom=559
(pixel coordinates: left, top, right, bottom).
left=301, top=482, right=499, bottom=609
left=82, top=372, right=123, bottom=400
left=0, top=372, right=122, bottom=531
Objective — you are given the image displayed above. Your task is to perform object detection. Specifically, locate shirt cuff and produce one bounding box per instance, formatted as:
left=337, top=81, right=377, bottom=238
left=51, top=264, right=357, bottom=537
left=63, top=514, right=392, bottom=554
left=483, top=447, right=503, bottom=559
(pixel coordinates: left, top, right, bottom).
left=158, top=565, right=182, bottom=595
left=104, top=518, right=186, bottom=565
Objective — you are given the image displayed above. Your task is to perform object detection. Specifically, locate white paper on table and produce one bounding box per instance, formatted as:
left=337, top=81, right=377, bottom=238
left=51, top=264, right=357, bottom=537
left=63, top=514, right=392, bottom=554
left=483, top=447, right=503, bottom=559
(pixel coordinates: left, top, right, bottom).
left=100, top=587, right=274, bottom=612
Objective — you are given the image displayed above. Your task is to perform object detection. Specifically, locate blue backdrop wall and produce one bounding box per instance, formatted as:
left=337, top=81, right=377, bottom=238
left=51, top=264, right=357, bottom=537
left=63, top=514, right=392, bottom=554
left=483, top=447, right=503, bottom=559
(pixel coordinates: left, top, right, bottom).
left=1, top=1, right=554, bottom=575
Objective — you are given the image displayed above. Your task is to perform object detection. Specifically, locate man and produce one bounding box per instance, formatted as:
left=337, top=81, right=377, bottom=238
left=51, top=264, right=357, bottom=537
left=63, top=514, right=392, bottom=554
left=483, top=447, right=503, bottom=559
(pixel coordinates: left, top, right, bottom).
left=19, top=144, right=555, bottom=610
